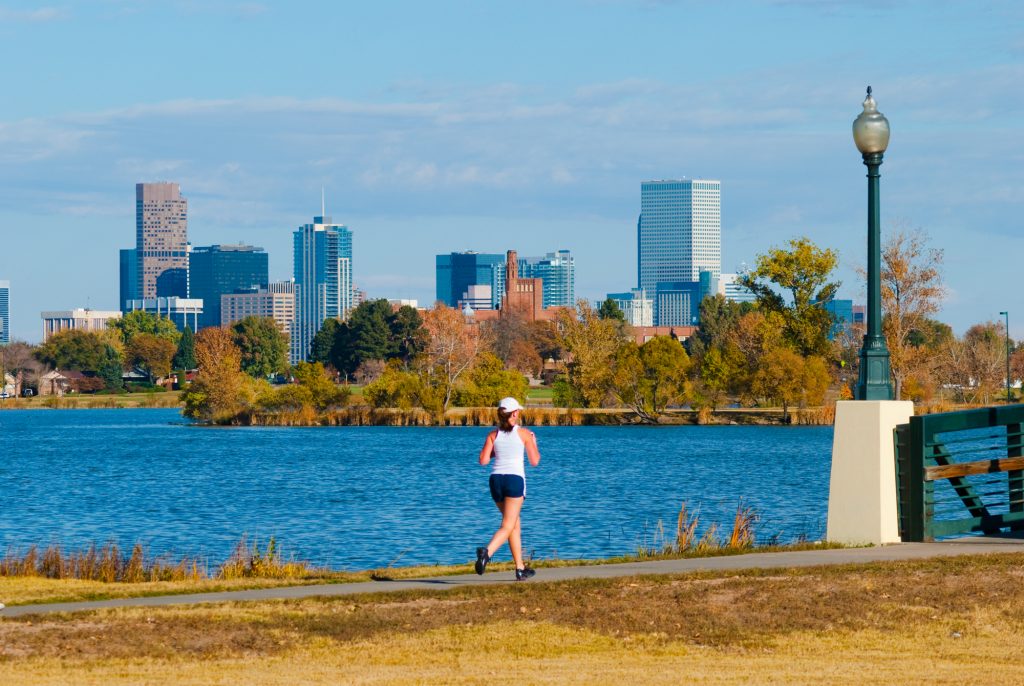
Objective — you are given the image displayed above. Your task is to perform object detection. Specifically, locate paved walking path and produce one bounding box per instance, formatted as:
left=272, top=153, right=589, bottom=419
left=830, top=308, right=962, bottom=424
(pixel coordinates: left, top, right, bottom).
left=4, top=536, right=1024, bottom=619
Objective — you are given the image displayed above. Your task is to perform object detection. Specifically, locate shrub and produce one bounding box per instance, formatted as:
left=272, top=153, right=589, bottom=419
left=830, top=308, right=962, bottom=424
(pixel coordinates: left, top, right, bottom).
left=363, top=363, right=426, bottom=409
left=257, top=384, right=315, bottom=411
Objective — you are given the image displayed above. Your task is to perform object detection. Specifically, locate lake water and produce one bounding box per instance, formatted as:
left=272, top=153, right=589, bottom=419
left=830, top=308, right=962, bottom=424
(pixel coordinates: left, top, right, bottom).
left=0, top=409, right=834, bottom=570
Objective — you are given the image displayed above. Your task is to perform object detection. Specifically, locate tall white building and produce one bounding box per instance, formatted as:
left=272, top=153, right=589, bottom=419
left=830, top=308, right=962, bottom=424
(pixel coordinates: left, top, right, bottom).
left=0, top=280, right=9, bottom=344
left=637, top=179, right=721, bottom=298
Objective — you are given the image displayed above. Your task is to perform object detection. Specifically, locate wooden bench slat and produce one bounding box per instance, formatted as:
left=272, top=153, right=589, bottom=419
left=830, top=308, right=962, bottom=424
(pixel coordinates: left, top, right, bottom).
left=925, top=455, right=1024, bottom=481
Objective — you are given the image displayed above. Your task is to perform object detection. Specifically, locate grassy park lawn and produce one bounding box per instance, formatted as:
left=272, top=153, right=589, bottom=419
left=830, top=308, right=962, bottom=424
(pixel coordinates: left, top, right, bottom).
left=526, top=386, right=555, bottom=401
left=3, top=553, right=1024, bottom=684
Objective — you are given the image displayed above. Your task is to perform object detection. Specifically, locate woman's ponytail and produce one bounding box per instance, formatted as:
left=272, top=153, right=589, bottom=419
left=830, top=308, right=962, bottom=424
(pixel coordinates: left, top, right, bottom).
left=497, top=408, right=515, bottom=432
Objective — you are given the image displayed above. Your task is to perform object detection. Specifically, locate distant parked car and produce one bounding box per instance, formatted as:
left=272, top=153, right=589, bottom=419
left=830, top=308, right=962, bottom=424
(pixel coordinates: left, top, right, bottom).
left=0, top=392, right=9, bottom=399
left=22, top=388, right=35, bottom=397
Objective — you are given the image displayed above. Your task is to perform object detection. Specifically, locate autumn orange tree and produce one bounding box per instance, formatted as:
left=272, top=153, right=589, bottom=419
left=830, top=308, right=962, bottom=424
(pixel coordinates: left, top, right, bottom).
left=554, top=300, right=627, bottom=408
left=126, top=333, right=177, bottom=384
left=420, top=303, right=485, bottom=412
left=875, top=228, right=945, bottom=400
left=182, top=327, right=250, bottom=422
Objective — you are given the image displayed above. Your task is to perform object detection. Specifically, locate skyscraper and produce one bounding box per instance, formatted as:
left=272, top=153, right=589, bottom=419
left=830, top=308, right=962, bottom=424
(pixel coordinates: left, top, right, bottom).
left=0, top=280, right=9, bottom=344
left=119, top=248, right=138, bottom=310
left=292, top=216, right=353, bottom=363
left=136, top=182, right=188, bottom=299
left=637, top=179, right=721, bottom=298
left=518, top=250, right=575, bottom=308
left=189, top=244, right=269, bottom=330
left=435, top=252, right=505, bottom=309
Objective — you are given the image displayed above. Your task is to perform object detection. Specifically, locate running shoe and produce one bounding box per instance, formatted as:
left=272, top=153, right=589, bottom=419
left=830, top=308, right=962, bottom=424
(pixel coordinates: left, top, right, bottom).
left=515, top=567, right=536, bottom=581
left=475, top=547, right=490, bottom=575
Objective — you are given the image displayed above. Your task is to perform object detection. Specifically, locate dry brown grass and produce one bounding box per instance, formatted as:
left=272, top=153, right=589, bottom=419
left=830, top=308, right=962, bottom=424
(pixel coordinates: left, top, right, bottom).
left=1, top=543, right=204, bottom=583
left=1, top=538, right=317, bottom=586
left=3, top=553, right=1024, bottom=684
left=0, top=392, right=182, bottom=411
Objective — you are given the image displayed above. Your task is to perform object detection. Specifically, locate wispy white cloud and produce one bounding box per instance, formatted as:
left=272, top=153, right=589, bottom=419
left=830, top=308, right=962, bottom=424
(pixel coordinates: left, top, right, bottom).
left=0, top=6, right=67, bottom=22
left=0, top=60, right=1021, bottom=338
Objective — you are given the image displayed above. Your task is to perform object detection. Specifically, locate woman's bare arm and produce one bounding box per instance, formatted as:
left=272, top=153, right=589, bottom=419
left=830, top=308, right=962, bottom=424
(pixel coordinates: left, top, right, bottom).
left=479, top=431, right=497, bottom=465
left=520, top=428, right=541, bottom=467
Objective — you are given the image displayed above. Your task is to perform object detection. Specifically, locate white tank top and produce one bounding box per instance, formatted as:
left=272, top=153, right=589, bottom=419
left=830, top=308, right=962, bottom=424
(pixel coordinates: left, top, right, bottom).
left=491, top=427, right=526, bottom=478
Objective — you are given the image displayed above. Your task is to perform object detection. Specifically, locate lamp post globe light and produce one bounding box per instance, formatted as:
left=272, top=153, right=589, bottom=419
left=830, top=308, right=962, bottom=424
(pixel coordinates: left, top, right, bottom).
left=999, top=311, right=1010, bottom=403
left=852, top=86, right=894, bottom=401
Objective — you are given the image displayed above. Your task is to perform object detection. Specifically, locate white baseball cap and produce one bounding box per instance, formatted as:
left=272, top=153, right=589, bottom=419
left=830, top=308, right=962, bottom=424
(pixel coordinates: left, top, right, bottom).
left=498, top=397, right=523, bottom=412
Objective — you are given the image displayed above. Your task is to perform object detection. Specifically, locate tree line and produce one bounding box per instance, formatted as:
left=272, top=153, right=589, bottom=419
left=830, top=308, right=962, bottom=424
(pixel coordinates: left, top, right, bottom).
left=1, top=311, right=289, bottom=395
left=4, top=227, right=1019, bottom=418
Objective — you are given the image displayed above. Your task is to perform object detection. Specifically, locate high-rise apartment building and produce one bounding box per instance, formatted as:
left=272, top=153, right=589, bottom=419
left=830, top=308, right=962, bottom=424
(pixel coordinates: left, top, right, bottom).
left=436, top=252, right=505, bottom=309
left=638, top=179, right=721, bottom=317
left=221, top=282, right=296, bottom=343
left=292, top=216, right=353, bottom=363
left=190, top=244, right=269, bottom=330
left=119, top=249, right=139, bottom=310
left=0, top=280, right=9, bottom=344
left=136, top=182, right=189, bottom=298
left=517, top=250, right=575, bottom=308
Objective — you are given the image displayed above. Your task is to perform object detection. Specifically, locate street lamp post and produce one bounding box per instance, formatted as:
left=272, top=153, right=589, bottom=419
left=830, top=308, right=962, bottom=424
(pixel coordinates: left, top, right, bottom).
left=852, top=87, right=894, bottom=401
left=1000, top=311, right=1010, bottom=403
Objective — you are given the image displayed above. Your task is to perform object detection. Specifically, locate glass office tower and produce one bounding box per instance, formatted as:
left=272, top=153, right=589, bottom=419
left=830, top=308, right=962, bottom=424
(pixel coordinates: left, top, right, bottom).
left=189, top=244, right=269, bottom=330
left=435, top=252, right=505, bottom=309
left=292, top=216, right=353, bottom=363
left=119, top=249, right=139, bottom=310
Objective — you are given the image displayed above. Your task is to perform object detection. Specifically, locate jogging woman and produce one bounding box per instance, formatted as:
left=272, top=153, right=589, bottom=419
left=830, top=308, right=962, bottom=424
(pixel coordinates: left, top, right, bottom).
left=475, top=396, right=541, bottom=581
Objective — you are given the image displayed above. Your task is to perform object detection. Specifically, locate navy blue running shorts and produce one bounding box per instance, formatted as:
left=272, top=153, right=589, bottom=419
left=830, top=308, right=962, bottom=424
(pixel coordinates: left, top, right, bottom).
left=489, top=474, right=525, bottom=503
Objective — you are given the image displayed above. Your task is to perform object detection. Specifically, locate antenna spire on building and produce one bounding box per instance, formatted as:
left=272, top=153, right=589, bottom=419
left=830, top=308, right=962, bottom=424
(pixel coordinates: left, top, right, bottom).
left=321, top=186, right=325, bottom=219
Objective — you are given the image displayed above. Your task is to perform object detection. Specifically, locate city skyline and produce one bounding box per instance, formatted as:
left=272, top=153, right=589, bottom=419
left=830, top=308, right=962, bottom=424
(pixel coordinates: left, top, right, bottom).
left=1, top=1, right=1022, bottom=341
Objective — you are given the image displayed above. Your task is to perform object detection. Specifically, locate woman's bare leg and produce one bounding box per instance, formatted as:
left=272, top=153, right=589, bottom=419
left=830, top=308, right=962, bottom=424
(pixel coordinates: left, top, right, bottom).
left=508, top=515, right=523, bottom=569
left=485, top=496, right=523, bottom=561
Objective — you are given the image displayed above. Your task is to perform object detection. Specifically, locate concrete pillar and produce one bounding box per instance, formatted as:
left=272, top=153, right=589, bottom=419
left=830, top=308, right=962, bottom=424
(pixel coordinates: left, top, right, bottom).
left=827, top=400, right=914, bottom=545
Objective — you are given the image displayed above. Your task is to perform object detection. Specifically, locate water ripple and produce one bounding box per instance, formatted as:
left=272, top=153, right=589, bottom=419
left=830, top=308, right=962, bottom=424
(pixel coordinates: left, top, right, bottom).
left=0, top=409, right=833, bottom=570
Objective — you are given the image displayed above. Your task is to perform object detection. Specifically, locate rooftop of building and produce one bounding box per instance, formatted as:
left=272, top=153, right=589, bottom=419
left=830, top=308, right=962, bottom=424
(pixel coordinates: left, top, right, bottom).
left=191, top=244, right=265, bottom=253
left=41, top=309, right=122, bottom=318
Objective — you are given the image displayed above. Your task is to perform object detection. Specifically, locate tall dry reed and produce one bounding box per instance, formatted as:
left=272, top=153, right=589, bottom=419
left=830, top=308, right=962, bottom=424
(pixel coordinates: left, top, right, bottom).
left=1, top=537, right=315, bottom=583
left=637, top=500, right=765, bottom=558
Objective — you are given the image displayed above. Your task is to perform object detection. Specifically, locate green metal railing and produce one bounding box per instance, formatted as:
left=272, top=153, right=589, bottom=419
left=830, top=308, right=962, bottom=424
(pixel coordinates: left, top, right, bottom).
left=895, top=404, right=1024, bottom=542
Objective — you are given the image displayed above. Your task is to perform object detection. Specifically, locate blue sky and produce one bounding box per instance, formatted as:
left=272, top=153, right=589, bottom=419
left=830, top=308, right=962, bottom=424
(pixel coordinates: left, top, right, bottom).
left=1, top=0, right=1022, bottom=342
